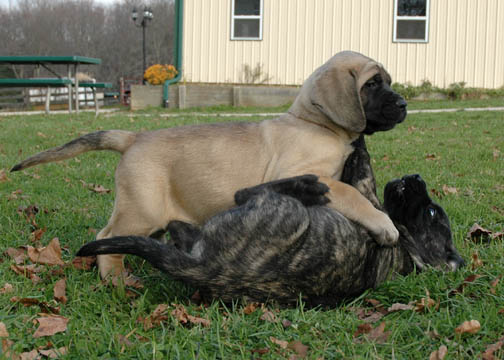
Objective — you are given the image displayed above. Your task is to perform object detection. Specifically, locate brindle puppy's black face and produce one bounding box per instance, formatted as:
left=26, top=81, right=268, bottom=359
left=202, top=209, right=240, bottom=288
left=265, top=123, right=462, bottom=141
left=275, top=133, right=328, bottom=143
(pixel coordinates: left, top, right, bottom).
left=384, top=174, right=465, bottom=271
left=360, top=73, right=407, bottom=134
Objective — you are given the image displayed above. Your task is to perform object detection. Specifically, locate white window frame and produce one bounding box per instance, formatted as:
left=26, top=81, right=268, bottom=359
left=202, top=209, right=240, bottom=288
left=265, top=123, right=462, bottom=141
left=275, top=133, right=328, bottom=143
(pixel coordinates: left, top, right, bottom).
left=393, top=0, right=430, bottom=43
left=230, top=0, right=263, bottom=41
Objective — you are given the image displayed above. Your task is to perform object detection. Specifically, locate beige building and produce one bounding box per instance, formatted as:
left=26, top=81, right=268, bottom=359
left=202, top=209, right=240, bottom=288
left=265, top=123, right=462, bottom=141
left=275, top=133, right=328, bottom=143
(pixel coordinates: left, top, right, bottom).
left=182, top=0, right=504, bottom=89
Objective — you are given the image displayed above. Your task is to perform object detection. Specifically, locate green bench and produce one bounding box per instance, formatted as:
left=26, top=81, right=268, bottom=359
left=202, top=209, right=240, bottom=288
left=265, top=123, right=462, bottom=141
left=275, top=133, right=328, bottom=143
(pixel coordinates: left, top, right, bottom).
left=0, top=78, right=112, bottom=114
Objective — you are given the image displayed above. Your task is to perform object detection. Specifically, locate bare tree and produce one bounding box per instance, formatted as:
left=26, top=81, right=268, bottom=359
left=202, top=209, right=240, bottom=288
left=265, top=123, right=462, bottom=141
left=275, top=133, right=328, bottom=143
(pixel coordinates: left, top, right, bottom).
left=0, top=0, right=175, bottom=87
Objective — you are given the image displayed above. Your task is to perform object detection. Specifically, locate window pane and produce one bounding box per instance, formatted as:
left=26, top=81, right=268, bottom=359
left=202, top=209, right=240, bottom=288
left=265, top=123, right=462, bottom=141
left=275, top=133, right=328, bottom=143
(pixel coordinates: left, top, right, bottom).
left=234, top=19, right=260, bottom=38
left=397, top=0, right=426, bottom=16
left=396, top=20, right=426, bottom=40
left=235, top=0, right=260, bottom=16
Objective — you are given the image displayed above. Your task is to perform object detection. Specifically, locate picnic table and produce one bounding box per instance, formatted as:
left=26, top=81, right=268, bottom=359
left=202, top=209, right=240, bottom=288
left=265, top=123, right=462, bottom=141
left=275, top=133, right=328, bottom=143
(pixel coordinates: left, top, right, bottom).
left=0, top=56, right=111, bottom=114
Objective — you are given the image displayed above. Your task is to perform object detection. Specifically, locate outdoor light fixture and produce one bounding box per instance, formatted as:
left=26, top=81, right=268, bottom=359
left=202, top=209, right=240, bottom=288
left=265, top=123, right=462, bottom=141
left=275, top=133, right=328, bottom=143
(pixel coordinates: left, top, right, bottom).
left=132, top=6, right=154, bottom=83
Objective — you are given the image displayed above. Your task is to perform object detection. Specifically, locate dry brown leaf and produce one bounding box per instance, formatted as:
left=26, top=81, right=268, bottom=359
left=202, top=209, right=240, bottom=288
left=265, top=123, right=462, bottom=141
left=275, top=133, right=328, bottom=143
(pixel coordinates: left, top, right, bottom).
left=429, top=345, right=448, bottom=360
left=450, top=274, right=483, bottom=296
left=110, top=273, right=144, bottom=289
left=0, top=283, right=14, bottom=294
left=2, top=339, right=17, bottom=360
left=171, top=303, right=210, bottom=327
left=288, top=340, right=309, bottom=358
left=490, top=277, right=501, bottom=295
left=6, top=247, right=27, bottom=265
left=0, top=169, right=9, bottom=183
left=10, top=297, right=60, bottom=314
left=30, top=228, right=46, bottom=243
left=365, top=298, right=389, bottom=315
left=0, top=322, right=9, bottom=337
left=471, top=252, right=484, bottom=270
left=467, top=223, right=493, bottom=243
left=53, top=279, right=67, bottom=304
left=33, top=315, right=69, bottom=338
left=38, top=347, right=68, bottom=359
left=355, top=321, right=391, bottom=344
left=387, top=303, right=414, bottom=312
left=282, top=319, right=292, bottom=328
left=10, top=264, right=44, bottom=284
left=442, top=184, right=458, bottom=195
left=415, top=289, right=439, bottom=312
left=37, top=131, right=47, bottom=138
left=27, top=238, right=64, bottom=266
left=139, top=304, right=169, bottom=330
left=20, top=349, right=39, bottom=360
left=482, top=336, right=504, bottom=360
left=425, top=153, right=438, bottom=160
left=243, top=302, right=259, bottom=315
left=349, top=306, right=384, bottom=323
left=353, top=323, right=372, bottom=338
left=270, top=336, right=288, bottom=349
left=455, top=320, right=481, bottom=335
left=251, top=348, right=269, bottom=355
left=260, top=309, right=277, bottom=323
left=430, top=188, right=444, bottom=199
left=71, top=256, right=96, bottom=270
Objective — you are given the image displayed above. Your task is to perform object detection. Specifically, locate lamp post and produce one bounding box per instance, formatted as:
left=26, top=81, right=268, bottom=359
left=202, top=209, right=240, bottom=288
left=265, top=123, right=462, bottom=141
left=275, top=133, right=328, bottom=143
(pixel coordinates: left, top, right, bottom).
left=132, top=6, right=153, bottom=83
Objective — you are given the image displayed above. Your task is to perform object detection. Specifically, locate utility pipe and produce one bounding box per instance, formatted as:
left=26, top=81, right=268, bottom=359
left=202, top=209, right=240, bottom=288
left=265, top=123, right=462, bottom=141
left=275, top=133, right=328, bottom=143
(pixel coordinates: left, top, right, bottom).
left=163, top=0, right=183, bottom=107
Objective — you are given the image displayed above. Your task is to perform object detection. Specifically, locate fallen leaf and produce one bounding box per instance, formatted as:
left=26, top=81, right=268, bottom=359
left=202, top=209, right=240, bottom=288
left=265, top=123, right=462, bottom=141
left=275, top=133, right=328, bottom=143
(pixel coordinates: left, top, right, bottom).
left=450, top=274, right=483, bottom=296
left=251, top=348, right=269, bottom=355
left=415, top=289, right=439, bottom=312
left=39, top=347, right=67, bottom=358
left=90, top=184, right=111, bottom=194
left=442, top=184, right=458, bottom=195
left=17, top=204, right=39, bottom=228
left=0, top=283, right=14, bottom=294
left=243, top=302, right=259, bottom=315
left=382, top=155, right=389, bottom=161
left=8, top=189, right=25, bottom=201
left=140, top=304, right=169, bottom=330
left=27, top=238, right=64, bottom=266
left=425, top=153, right=438, bottom=160
left=282, top=319, right=292, bottom=328
left=0, top=322, right=9, bottom=337
left=353, top=323, right=372, bottom=338
left=270, top=336, right=288, bottom=349
left=349, top=306, right=384, bottom=323
left=471, top=252, right=484, bottom=270
left=430, top=188, right=444, bottom=199
left=355, top=321, right=391, bottom=344
left=171, top=304, right=210, bottom=327
left=37, top=131, right=47, bottom=138
left=20, top=349, right=39, bottom=360
left=10, top=297, right=60, bottom=314
left=493, top=148, right=501, bottom=161
left=387, top=303, right=414, bottom=312
left=6, top=247, right=27, bottom=264
left=260, top=309, right=277, bottom=323
left=455, top=320, right=481, bottom=335
left=482, top=336, right=504, bottom=360
left=425, top=329, right=441, bottom=339
left=33, top=315, right=69, bottom=338
left=10, top=264, right=44, bottom=284
left=429, top=345, right=448, bottom=360
left=110, top=273, right=144, bottom=289
left=30, top=228, right=46, bottom=243
left=467, top=223, right=493, bottom=243
left=2, top=339, right=16, bottom=360
left=288, top=340, right=309, bottom=358
left=72, top=256, right=96, bottom=270
left=53, top=279, right=67, bottom=304
left=0, top=169, right=8, bottom=183
left=490, top=277, right=501, bottom=295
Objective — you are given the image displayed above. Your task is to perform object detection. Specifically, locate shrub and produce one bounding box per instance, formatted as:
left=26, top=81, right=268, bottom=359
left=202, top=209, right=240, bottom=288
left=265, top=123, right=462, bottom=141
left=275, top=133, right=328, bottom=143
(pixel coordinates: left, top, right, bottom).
left=144, top=64, right=178, bottom=85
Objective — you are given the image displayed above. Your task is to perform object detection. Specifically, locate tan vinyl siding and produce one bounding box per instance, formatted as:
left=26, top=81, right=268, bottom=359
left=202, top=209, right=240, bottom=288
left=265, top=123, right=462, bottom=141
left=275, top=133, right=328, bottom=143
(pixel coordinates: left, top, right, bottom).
left=183, top=0, right=504, bottom=88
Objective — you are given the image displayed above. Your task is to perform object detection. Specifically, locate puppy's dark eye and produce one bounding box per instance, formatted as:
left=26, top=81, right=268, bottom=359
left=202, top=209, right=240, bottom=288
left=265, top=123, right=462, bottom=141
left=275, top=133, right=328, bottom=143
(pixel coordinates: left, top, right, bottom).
left=427, top=207, right=436, bottom=218
left=365, top=80, right=377, bottom=88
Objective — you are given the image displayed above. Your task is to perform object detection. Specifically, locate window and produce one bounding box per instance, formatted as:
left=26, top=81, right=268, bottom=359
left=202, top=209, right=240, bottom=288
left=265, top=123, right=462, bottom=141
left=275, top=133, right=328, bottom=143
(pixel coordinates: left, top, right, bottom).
left=231, top=0, right=263, bottom=40
left=393, top=0, right=429, bottom=42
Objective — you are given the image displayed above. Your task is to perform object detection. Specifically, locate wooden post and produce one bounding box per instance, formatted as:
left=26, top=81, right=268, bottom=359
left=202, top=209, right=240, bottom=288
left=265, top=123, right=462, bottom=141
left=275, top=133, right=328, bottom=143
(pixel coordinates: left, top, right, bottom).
left=67, top=65, right=72, bottom=113
left=74, top=64, right=79, bottom=113
left=45, top=87, right=51, bottom=114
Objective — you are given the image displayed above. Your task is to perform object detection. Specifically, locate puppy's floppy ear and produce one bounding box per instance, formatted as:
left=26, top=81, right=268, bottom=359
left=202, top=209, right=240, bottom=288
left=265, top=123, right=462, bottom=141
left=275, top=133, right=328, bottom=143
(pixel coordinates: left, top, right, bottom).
left=310, top=67, right=366, bottom=133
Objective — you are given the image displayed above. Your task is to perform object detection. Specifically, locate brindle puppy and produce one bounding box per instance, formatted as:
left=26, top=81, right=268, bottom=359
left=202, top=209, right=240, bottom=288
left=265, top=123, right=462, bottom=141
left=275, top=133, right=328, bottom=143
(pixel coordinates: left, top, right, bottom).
left=77, top=139, right=464, bottom=306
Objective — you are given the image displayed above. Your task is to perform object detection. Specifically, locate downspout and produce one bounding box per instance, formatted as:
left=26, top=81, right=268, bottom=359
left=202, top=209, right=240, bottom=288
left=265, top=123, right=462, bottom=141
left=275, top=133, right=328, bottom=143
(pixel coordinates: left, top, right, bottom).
left=163, top=0, right=183, bottom=107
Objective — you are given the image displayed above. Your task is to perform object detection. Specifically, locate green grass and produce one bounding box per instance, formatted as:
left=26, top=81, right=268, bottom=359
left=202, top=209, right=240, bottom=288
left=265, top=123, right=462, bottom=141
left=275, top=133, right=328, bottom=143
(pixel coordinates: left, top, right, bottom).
left=0, top=104, right=503, bottom=359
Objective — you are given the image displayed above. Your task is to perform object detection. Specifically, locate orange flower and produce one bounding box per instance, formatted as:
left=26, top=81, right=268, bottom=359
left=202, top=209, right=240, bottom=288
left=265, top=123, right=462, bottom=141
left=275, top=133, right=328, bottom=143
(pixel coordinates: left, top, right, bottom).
left=144, top=64, right=178, bottom=85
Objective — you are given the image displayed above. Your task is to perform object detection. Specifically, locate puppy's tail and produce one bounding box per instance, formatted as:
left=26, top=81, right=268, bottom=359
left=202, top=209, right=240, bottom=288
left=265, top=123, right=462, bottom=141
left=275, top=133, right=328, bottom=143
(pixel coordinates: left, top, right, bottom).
left=76, top=236, right=200, bottom=278
left=11, top=130, right=136, bottom=172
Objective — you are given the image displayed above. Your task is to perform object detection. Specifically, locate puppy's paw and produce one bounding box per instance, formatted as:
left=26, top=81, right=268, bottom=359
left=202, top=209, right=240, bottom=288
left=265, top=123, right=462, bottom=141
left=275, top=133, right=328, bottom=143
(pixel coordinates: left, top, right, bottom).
left=369, top=212, right=399, bottom=246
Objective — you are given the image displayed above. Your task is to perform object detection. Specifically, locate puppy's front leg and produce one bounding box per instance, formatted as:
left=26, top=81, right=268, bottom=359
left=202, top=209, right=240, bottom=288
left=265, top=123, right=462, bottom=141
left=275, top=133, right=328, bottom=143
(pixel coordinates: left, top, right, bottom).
left=318, top=176, right=398, bottom=246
